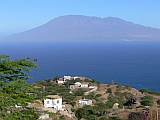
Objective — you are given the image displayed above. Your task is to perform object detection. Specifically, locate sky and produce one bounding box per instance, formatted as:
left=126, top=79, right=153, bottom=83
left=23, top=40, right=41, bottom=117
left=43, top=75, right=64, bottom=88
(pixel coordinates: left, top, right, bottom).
left=0, top=0, right=160, bottom=38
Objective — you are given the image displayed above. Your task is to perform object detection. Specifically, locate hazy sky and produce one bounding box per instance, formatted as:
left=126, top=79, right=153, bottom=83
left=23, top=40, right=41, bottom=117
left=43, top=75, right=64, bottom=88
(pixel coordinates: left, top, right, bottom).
left=0, top=0, right=160, bottom=37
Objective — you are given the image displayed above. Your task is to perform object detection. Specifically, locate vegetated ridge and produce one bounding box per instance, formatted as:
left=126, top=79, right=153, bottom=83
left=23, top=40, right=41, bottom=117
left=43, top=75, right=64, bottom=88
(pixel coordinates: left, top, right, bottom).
left=5, top=15, right=160, bottom=41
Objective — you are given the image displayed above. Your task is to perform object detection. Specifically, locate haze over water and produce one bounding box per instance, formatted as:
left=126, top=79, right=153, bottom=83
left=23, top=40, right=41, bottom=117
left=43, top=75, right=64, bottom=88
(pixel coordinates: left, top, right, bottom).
left=0, top=41, right=160, bottom=92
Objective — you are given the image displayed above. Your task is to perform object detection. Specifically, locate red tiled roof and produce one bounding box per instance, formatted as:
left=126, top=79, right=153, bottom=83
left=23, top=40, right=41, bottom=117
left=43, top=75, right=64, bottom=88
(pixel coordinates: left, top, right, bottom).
left=46, top=95, right=61, bottom=99
left=81, top=82, right=89, bottom=85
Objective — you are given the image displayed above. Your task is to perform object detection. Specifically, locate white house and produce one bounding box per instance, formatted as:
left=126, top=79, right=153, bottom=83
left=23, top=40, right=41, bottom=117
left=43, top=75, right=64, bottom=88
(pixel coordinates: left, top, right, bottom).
left=79, top=99, right=92, bottom=106
left=75, top=82, right=81, bottom=87
left=81, top=82, right=89, bottom=87
left=64, top=75, right=72, bottom=81
left=73, top=76, right=86, bottom=80
left=73, top=76, right=80, bottom=80
left=57, top=78, right=65, bottom=84
left=44, top=95, right=62, bottom=110
left=89, top=86, right=96, bottom=89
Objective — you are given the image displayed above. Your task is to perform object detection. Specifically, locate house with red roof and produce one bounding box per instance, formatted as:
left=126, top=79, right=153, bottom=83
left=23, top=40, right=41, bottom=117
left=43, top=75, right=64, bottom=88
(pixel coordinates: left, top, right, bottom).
left=44, top=95, right=62, bottom=110
left=81, top=82, right=89, bottom=88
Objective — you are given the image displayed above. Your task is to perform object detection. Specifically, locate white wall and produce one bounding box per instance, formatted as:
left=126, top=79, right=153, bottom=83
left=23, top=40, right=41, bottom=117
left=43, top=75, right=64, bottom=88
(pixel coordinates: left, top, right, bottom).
left=81, top=84, right=88, bottom=87
left=44, top=98, right=62, bottom=110
left=64, top=76, right=71, bottom=80
left=79, top=99, right=92, bottom=105
left=57, top=80, right=64, bottom=84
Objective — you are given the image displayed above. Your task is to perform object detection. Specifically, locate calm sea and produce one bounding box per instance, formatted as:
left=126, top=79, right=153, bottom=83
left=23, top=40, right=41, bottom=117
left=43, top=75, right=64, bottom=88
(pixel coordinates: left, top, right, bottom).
left=0, top=41, right=160, bottom=92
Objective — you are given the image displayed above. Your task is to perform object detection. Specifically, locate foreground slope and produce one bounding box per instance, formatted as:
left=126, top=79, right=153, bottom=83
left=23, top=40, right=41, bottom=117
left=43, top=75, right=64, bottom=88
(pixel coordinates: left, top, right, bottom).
left=5, top=15, right=160, bottom=41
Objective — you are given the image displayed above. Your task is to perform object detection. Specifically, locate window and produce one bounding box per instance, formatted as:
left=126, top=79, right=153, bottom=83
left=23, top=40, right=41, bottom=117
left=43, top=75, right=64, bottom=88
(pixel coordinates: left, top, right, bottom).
left=47, top=101, right=50, bottom=104
left=57, top=100, right=59, bottom=104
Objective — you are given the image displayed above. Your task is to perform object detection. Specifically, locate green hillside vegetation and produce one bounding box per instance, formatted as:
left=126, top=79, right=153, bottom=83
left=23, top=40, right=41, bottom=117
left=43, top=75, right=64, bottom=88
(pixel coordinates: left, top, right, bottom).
left=1, top=55, right=160, bottom=120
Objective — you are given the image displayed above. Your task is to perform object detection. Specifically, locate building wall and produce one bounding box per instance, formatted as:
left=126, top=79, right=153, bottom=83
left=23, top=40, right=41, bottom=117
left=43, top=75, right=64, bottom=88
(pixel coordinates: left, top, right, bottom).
left=44, top=99, right=54, bottom=108
left=75, top=82, right=81, bottom=86
left=79, top=99, right=92, bottom=105
left=57, top=80, right=64, bottom=84
left=64, top=76, right=71, bottom=80
left=81, top=84, right=88, bottom=87
left=44, top=98, right=62, bottom=110
left=53, top=98, right=62, bottom=110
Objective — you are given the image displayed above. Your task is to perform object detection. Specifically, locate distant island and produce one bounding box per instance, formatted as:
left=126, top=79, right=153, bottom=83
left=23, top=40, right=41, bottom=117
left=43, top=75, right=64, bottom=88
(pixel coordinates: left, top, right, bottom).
left=4, top=15, right=160, bottom=42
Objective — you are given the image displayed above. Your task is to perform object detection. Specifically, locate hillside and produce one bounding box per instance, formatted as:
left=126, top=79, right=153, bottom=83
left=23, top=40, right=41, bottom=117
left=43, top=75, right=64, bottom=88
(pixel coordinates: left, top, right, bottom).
left=4, top=15, right=160, bottom=41
left=32, top=76, right=160, bottom=120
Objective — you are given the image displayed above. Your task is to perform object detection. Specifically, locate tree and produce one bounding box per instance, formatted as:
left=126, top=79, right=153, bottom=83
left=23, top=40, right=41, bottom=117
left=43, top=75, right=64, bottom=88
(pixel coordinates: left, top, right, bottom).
left=74, top=88, right=86, bottom=96
left=95, top=102, right=107, bottom=116
left=106, top=88, right=112, bottom=94
left=125, top=84, right=131, bottom=90
left=116, top=84, right=123, bottom=91
left=140, top=96, right=153, bottom=106
left=53, top=76, right=60, bottom=81
left=92, top=79, right=97, bottom=83
left=139, top=88, right=148, bottom=94
left=0, top=55, right=38, bottom=119
left=75, top=108, right=86, bottom=120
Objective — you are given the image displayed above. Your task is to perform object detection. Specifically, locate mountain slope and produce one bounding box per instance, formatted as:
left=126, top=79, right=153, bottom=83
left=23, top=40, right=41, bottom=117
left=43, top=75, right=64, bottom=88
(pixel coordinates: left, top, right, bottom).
left=5, top=15, right=160, bottom=41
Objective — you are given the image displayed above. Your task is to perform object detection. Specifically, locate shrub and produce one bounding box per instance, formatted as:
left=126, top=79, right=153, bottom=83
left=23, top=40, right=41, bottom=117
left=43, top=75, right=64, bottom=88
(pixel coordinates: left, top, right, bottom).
left=74, top=88, right=86, bottom=96
left=116, top=84, right=123, bottom=91
left=124, top=84, right=131, bottom=90
left=69, top=101, right=76, bottom=107
left=139, top=88, right=160, bottom=95
left=123, top=92, right=133, bottom=100
left=141, top=96, right=153, bottom=106
left=106, top=88, right=112, bottom=94
left=96, top=94, right=102, bottom=98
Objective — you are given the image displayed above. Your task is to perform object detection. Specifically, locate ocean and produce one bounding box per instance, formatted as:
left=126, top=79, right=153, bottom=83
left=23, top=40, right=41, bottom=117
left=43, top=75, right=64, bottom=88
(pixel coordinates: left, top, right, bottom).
left=0, top=41, right=160, bottom=92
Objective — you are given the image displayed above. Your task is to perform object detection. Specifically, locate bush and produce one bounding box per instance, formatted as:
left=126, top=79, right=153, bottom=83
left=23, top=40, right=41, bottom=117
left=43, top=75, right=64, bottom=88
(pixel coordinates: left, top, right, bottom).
left=124, top=84, right=131, bottom=90
left=85, top=92, right=96, bottom=99
left=139, top=88, right=160, bottom=95
left=87, top=115, right=97, bottom=120
left=106, top=88, right=112, bottom=94
left=116, top=84, right=123, bottom=91
left=74, top=89, right=86, bottom=96
left=85, top=78, right=91, bottom=82
left=106, top=95, right=117, bottom=109
left=123, top=92, right=133, bottom=100
left=136, top=105, right=145, bottom=108
left=141, top=96, right=153, bottom=106
left=69, top=101, right=76, bottom=107
left=115, top=92, right=123, bottom=98
left=96, top=94, right=102, bottom=98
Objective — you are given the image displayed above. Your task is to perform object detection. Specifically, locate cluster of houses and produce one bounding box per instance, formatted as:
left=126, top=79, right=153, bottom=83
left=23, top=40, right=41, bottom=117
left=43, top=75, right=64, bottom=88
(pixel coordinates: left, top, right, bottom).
left=44, top=76, right=93, bottom=110
left=57, top=75, right=86, bottom=84
left=27, top=75, right=94, bottom=119
left=57, top=75, right=95, bottom=90
left=43, top=95, right=92, bottom=110
left=42, top=76, right=94, bottom=111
